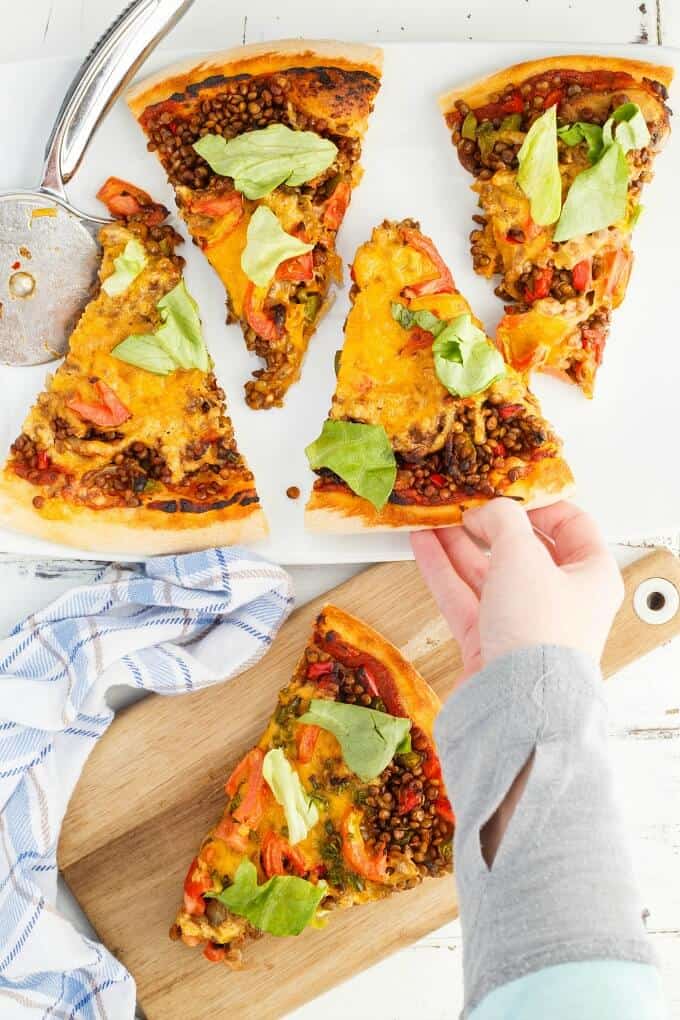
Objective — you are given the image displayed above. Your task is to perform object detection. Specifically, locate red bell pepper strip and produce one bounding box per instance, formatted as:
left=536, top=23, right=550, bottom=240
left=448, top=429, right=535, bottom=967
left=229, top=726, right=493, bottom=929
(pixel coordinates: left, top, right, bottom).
left=203, top=943, right=227, bottom=963
left=323, top=180, right=351, bottom=230
left=603, top=249, right=631, bottom=298
left=97, top=177, right=166, bottom=224
left=306, top=660, right=333, bottom=680
left=544, top=88, right=563, bottom=109
left=430, top=473, right=447, bottom=489
left=341, top=808, right=388, bottom=884
left=470, top=91, right=524, bottom=123
left=401, top=325, right=436, bottom=355
left=296, top=723, right=321, bottom=764
left=36, top=451, right=50, bottom=471
left=183, top=856, right=212, bottom=916
left=397, top=785, right=423, bottom=816
left=225, top=747, right=266, bottom=828
left=571, top=258, right=591, bottom=293
left=498, top=403, right=524, bottom=420
left=261, top=831, right=308, bottom=878
left=243, top=282, right=283, bottom=342
left=191, top=192, right=243, bottom=220
left=400, top=227, right=455, bottom=299
left=581, top=325, right=607, bottom=366
left=213, top=815, right=251, bottom=852
left=67, top=381, right=131, bottom=428
left=435, top=794, right=456, bottom=825
left=523, top=266, right=553, bottom=303
left=360, top=666, right=380, bottom=698
left=422, top=745, right=443, bottom=782
left=276, top=250, right=314, bottom=283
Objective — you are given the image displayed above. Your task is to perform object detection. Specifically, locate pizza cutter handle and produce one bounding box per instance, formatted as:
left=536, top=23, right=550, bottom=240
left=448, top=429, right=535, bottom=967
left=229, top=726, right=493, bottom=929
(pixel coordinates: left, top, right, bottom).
left=40, top=0, right=195, bottom=195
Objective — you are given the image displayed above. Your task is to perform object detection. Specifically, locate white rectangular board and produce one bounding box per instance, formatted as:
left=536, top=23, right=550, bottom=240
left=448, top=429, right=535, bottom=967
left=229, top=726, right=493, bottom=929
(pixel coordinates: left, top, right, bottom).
left=0, top=41, right=679, bottom=563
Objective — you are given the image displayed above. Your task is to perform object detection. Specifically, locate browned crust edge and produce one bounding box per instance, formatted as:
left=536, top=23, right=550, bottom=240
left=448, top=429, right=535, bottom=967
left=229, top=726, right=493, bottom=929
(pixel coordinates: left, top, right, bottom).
left=316, top=604, right=441, bottom=738
left=439, top=53, right=675, bottom=114
left=127, top=39, right=384, bottom=119
left=0, top=472, right=269, bottom=555
left=305, top=456, right=575, bottom=533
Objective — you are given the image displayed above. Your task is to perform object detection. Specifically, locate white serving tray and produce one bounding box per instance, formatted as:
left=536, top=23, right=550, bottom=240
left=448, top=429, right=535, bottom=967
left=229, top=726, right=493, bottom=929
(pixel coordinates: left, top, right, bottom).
left=1, top=41, right=679, bottom=563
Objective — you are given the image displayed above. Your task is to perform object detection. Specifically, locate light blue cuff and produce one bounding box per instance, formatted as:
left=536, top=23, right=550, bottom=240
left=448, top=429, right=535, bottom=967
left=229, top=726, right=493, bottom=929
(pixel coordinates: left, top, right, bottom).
left=469, top=961, right=668, bottom=1020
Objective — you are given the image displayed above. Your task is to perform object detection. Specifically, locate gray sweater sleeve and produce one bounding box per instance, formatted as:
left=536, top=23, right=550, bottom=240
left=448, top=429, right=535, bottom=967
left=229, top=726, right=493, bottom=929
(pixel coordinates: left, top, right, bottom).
left=433, top=645, right=654, bottom=1017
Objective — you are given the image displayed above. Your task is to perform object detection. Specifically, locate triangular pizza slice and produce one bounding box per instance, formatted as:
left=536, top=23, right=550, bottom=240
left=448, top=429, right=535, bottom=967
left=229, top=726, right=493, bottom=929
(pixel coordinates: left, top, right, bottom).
left=0, top=179, right=267, bottom=554
left=170, top=604, right=453, bottom=966
left=127, top=40, right=383, bottom=409
left=439, top=55, right=673, bottom=396
left=305, top=219, right=573, bottom=532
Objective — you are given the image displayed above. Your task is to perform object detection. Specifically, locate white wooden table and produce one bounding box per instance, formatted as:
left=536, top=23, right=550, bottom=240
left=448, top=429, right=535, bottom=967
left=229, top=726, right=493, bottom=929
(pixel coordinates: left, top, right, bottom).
left=1, top=1, right=679, bottom=1017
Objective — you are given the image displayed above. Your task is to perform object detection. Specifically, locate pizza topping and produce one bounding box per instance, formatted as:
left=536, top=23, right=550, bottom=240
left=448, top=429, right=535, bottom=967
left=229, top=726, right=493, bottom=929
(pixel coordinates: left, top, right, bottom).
left=96, top=177, right=167, bottom=225
left=112, top=279, right=210, bottom=375
left=262, top=747, right=319, bottom=844
left=213, top=816, right=251, bottom=852
left=391, top=303, right=506, bottom=398
left=517, top=105, right=562, bottom=225
left=299, top=699, right=411, bottom=782
left=225, top=748, right=266, bottom=829
left=206, top=859, right=327, bottom=936
left=571, top=257, right=591, bottom=292
left=189, top=190, right=244, bottom=247
left=295, top=723, right=321, bottom=763
left=400, top=227, right=456, bottom=298
left=553, top=138, right=628, bottom=242
left=243, top=281, right=284, bottom=341
left=341, top=808, right=388, bottom=884
left=183, top=856, right=213, bottom=916
left=241, top=206, right=314, bottom=286
left=101, top=239, right=147, bottom=297
left=261, top=831, right=308, bottom=878
left=193, top=124, right=338, bottom=199
left=557, top=119, right=605, bottom=162
left=323, top=179, right=351, bottom=230
left=305, top=420, right=397, bottom=511
left=67, top=381, right=132, bottom=428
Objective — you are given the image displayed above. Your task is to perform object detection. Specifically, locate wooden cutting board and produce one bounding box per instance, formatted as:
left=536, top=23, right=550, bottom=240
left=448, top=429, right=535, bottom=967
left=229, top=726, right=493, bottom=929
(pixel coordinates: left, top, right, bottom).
left=59, top=549, right=680, bottom=1020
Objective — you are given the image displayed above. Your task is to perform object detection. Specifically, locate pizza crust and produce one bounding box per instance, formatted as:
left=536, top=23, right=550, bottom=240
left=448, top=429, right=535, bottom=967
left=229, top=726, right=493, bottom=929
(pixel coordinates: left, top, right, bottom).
left=127, top=39, right=383, bottom=119
left=439, top=53, right=674, bottom=114
left=305, top=455, right=575, bottom=534
left=0, top=472, right=268, bottom=555
left=316, top=605, right=441, bottom=738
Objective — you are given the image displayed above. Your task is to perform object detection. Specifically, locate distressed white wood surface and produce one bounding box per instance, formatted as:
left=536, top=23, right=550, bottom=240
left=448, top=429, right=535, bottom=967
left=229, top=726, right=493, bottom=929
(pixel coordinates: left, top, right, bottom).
left=0, top=0, right=678, bottom=1017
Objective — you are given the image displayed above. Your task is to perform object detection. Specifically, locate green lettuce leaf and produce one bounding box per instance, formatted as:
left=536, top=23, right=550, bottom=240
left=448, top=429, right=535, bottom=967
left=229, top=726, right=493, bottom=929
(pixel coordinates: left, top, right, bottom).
left=111, top=280, right=210, bottom=375
left=102, top=239, right=147, bottom=297
left=433, top=315, right=506, bottom=398
left=299, top=700, right=412, bottom=782
left=553, top=139, right=629, bottom=243
left=207, top=859, right=326, bottom=937
left=602, top=102, right=651, bottom=155
left=305, top=420, right=397, bottom=511
left=193, top=124, right=338, bottom=199
left=262, top=748, right=319, bottom=845
left=517, top=104, right=562, bottom=225
left=241, top=206, right=314, bottom=287
left=391, top=304, right=506, bottom=398
left=557, top=121, right=604, bottom=163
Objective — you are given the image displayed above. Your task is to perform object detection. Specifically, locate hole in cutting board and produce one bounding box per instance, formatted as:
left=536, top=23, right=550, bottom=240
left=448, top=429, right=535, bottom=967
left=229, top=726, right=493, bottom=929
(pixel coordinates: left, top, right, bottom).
left=647, top=591, right=666, bottom=612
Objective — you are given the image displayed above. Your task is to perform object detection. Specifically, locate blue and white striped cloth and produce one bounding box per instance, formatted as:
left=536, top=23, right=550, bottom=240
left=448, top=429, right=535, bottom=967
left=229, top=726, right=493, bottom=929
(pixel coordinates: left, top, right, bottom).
left=0, top=547, right=293, bottom=1019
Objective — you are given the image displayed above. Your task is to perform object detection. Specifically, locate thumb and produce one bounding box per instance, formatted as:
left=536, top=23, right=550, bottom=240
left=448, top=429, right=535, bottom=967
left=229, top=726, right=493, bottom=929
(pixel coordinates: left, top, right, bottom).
left=463, top=497, right=535, bottom=549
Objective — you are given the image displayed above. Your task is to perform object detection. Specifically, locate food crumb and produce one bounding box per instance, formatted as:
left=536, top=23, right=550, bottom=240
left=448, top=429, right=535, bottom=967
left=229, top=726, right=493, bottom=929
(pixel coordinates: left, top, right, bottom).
left=286, top=485, right=300, bottom=500
left=18, top=246, right=31, bottom=259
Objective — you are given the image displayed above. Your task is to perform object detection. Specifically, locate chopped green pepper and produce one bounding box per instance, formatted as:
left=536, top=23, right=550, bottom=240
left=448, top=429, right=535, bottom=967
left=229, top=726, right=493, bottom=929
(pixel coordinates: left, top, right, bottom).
left=501, top=113, right=522, bottom=132
left=304, top=293, right=322, bottom=322
left=461, top=112, right=478, bottom=140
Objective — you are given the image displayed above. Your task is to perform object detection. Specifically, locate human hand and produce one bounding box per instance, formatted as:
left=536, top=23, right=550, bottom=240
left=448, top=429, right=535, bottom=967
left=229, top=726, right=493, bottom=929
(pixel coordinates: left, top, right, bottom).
left=411, top=499, right=623, bottom=681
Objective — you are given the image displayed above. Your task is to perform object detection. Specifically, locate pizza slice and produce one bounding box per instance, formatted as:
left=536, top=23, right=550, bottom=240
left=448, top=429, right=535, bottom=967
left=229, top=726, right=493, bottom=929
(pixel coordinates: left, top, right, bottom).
left=439, top=55, right=673, bottom=395
left=127, top=40, right=383, bottom=409
left=305, top=219, right=573, bottom=532
left=170, top=604, right=453, bottom=966
left=0, top=179, right=267, bottom=554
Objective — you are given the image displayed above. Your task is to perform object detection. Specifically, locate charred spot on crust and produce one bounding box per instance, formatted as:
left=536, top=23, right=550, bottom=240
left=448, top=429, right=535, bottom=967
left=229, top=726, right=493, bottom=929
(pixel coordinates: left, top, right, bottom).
left=149, top=491, right=259, bottom=513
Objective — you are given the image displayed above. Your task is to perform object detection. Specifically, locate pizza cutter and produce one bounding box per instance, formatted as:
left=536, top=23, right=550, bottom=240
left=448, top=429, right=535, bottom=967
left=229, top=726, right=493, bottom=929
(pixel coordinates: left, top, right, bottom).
left=0, top=0, right=194, bottom=367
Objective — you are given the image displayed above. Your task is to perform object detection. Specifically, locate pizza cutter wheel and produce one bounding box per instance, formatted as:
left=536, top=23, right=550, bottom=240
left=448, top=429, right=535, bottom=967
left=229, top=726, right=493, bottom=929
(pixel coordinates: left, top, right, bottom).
left=0, top=0, right=194, bottom=366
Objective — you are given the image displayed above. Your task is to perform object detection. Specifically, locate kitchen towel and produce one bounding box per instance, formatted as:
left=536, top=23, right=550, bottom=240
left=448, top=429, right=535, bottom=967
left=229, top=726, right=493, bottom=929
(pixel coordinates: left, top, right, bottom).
left=0, top=546, right=293, bottom=1019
